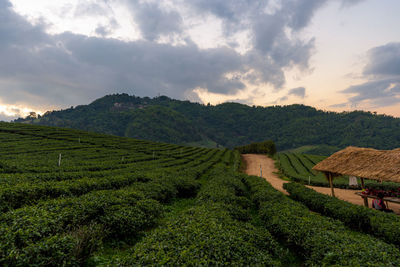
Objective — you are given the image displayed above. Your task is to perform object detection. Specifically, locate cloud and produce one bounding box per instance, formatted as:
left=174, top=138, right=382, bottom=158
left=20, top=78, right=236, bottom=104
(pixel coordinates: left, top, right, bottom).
left=95, top=18, right=119, bottom=37
left=127, top=1, right=183, bottom=41
left=187, top=0, right=323, bottom=89
left=0, top=0, right=244, bottom=108
left=340, top=0, right=366, bottom=8
left=288, top=87, right=306, bottom=98
left=283, top=0, right=329, bottom=31
left=363, top=43, right=400, bottom=77
left=74, top=0, right=112, bottom=17
left=0, top=113, right=17, bottom=122
left=0, top=103, right=33, bottom=121
left=0, top=0, right=11, bottom=8
left=329, top=102, right=348, bottom=108
left=341, top=43, right=400, bottom=108
left=0, top=0, right=366, bottom=111
left=278, top=96, right=288, bottom=102
left=342, top=78, right=400, bottom=107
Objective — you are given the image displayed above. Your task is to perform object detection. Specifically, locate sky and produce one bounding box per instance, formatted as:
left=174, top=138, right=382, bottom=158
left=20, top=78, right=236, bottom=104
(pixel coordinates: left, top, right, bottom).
left=1, top=0, right=400, bottom=120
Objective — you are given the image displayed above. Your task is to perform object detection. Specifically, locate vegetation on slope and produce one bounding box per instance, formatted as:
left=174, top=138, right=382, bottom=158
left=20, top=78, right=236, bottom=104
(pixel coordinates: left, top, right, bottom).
left=235, top=140, right=277, bottom=155
left=0, top=123, right=399, bottom=265
left=0, top=122, right=225, bottom=265
left=16, top=93, right=400, bottom=150
left=245, top=175, right=400, bottom=266
left=277, top=152, right=400, bottom=190
left=284, top=182, right=400, bottom=246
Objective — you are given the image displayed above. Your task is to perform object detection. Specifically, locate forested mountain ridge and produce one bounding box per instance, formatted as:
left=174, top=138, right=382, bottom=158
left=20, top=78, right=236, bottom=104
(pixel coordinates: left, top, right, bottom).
left=15, top=94, right=400, bottom=150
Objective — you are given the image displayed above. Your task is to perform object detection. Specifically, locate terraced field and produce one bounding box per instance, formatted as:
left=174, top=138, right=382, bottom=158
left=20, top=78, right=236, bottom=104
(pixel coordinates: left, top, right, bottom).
left=1, top=122, right=400, bottom=266
left=277, top=152, right=400, bottom=190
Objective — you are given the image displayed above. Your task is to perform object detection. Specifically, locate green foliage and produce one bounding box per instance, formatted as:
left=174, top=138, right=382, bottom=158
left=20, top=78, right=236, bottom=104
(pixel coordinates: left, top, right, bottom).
left=0, top=122, right=233, bottom=265
left=235, top=140, right=277, bottom=155
left=124, top=105, right=203, bottom=144
left=196, top=167, right=252, bottom=221
left=284, top=182, right=400, bottom=246
left=301, top=145, right=341, bottom=156
left=115, top=204, right=283, bottom=266
left=17, top=224, right=104, bottom=266
left=244, top=175, right=400, bottom=266
left=0, top=175, right=141, bottom=212
left=0, top=188, right=163, bottom=265
left=110, top=165, right=287, bottom=266
left=16, top=93, right=400, bottom=150
left=283, top=145, right=340, bottom=156
left=277, top=152, right=400, bottom=190
left=3, top=119, right=400, bottom=266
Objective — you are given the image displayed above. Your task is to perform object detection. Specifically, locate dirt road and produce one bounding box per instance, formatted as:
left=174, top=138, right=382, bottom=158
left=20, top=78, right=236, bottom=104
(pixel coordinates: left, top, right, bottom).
left=242, top=154, right=400, bottom=214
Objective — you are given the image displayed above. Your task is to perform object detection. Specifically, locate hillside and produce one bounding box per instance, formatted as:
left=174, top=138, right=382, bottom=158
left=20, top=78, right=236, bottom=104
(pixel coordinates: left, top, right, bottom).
left=16, top=93, right=400, bottom=150
left=1, top=122, right=400, bottom=265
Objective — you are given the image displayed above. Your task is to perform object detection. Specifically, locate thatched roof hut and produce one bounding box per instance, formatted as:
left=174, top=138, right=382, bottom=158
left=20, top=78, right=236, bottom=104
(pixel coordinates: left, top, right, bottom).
left=313, top=146, right=400, bottom=183
left=312, top=146, right=400, bottom=198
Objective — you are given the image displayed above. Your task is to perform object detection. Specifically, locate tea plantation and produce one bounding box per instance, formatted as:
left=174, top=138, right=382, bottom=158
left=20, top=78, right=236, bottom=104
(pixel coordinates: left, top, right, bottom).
left=0, top=122, right=399, bottom=266
left=277, top=152, right=400, bottom=190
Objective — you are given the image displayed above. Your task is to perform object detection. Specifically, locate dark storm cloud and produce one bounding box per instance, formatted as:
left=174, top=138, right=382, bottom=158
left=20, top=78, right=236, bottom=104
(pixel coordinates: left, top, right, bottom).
left=288, top=87, right=306, bottom=98
left=341, top=43, right=400, bottom=108
left=0, top=0, right=366, bottom=111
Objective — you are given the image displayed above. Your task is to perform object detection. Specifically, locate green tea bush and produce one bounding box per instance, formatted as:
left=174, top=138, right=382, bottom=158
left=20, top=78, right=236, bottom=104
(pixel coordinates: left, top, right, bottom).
left=0, top=188, right=163, bottom=266
left=284, top=182, right=400, bottom=246
left=244, top=176, right=400, bottom=266
left=0, top=174, right=143, bottom=212
left=197, top=167, right=252, bottom=220
left=16, top=224, right=103, bottom=266
left=115, top=204, right=285, bottom=266
left=235, top=140, right=276, bottom=155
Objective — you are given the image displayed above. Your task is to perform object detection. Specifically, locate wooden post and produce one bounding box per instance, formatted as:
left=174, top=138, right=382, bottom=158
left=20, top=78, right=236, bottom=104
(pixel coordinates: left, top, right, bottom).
left=363, top=196, right=368, bottom=207
left=328, top=172, right=335, bottom=197
left=359, top=177, right=368, bottom=207
left=361, top=177, right=365, bottom=189
left=58, top=153, right=62, bottom=167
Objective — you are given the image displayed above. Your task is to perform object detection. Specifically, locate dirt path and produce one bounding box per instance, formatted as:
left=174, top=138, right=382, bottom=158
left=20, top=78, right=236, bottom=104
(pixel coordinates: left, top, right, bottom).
left=242, top=154, right=289, bottom=195
left=242, top=154, right=400, bottom=214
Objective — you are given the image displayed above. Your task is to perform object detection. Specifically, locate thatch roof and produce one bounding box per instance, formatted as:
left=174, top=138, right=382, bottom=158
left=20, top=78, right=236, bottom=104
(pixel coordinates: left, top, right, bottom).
left=313, top=146, right=400, bottom=183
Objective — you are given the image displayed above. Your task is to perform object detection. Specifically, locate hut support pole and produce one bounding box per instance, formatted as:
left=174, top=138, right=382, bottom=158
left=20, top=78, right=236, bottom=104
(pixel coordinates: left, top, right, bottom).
left=360, top=178, right=368, bottom=207
left=328, top=172, right=335, bottom=198
left=363, top=196, right=368, bottom=207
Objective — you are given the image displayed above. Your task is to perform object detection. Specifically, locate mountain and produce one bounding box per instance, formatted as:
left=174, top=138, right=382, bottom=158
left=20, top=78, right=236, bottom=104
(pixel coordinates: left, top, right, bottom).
left=15, top=94, right=400, bottom=150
